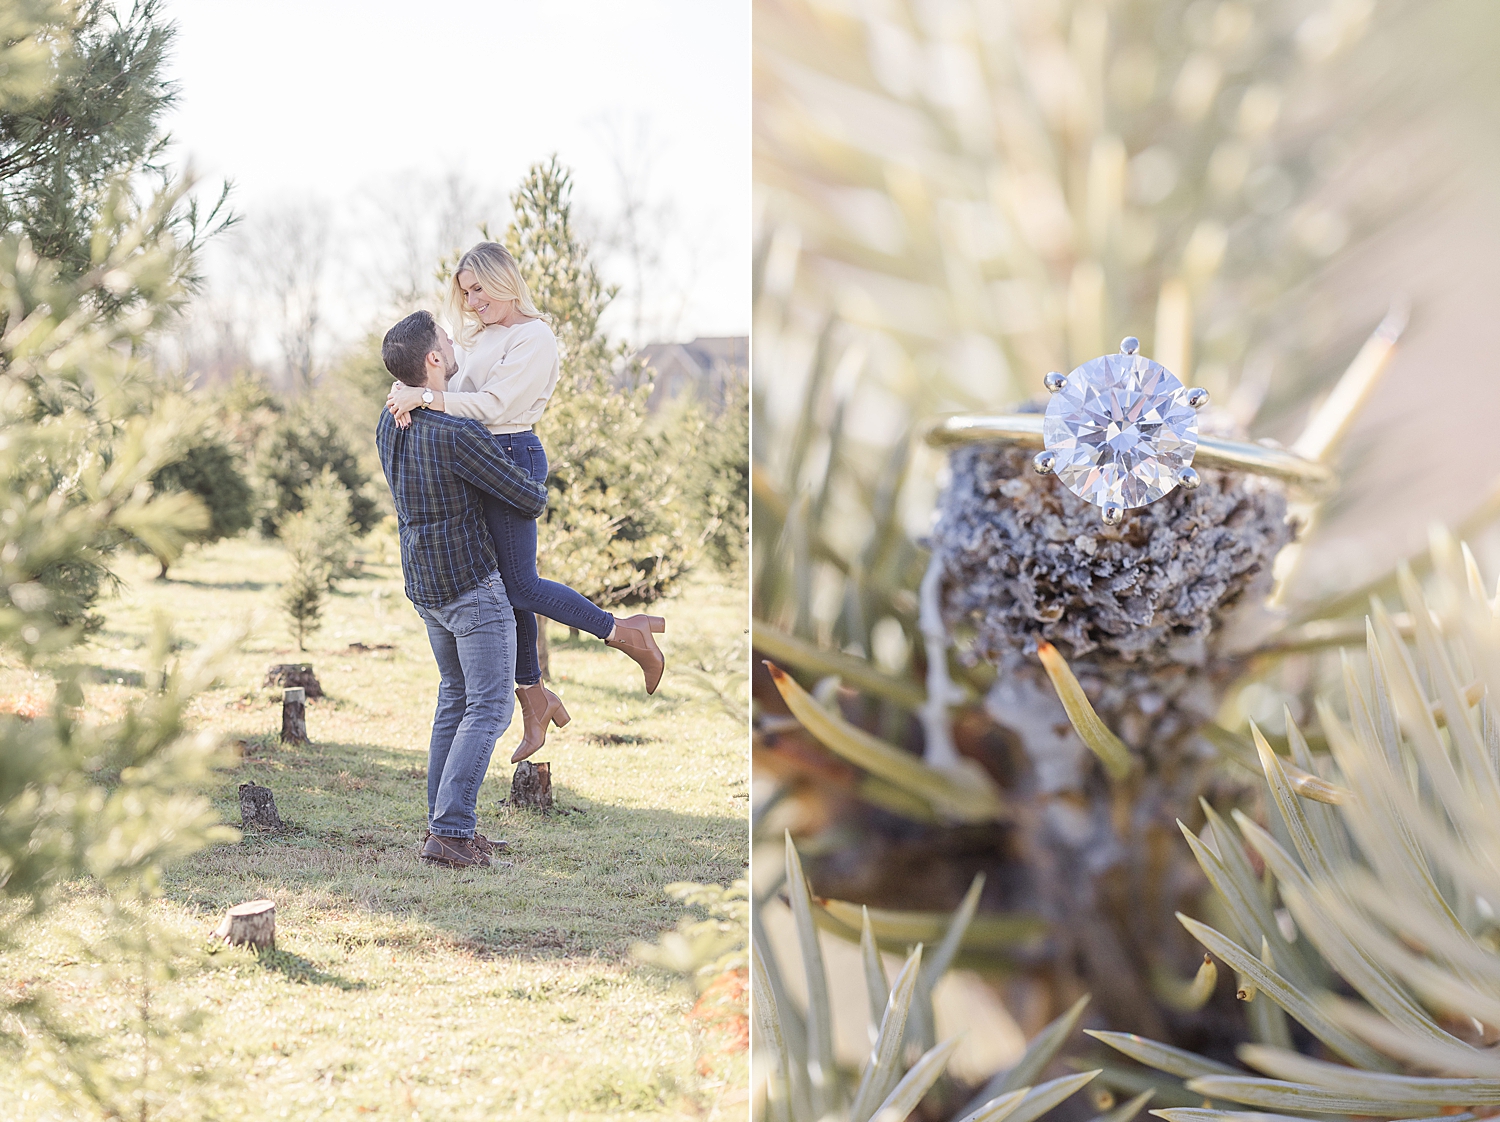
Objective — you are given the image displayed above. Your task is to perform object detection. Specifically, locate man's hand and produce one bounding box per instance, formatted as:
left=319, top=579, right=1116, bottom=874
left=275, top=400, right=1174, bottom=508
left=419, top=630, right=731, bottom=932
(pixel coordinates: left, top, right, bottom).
left=386, top=381, right=422, bottom=429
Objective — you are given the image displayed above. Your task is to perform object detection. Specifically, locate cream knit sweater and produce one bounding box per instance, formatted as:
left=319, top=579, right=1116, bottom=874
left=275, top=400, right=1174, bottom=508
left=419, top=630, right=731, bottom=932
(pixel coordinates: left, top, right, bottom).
left=441, top=318, right=560, bottom=435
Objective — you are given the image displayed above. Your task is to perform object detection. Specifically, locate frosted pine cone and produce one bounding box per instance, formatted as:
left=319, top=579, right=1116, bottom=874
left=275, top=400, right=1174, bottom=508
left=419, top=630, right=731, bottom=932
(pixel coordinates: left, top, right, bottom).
left=933, top=441, right=1294, bottom=758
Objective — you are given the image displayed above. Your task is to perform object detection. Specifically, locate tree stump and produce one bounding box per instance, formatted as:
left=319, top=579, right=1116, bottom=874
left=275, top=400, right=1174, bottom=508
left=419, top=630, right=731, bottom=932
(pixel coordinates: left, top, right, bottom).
left=239, top=782, right=284, bottom=831
left=264, top=663, right=322, bottom=698
left=211, top=899, right=276, bottom=950
left=509, top=761, right=552, bottom=810
left=280, top=687, right=307, bottom=744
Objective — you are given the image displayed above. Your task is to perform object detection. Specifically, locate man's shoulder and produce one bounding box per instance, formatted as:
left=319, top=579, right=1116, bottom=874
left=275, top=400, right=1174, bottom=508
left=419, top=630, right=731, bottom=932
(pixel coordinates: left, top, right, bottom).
left=376, top=407, right=398, bottom=445
left=380, top=409, right=487, bottom=442
left=425, top=411, right=490, bottom=442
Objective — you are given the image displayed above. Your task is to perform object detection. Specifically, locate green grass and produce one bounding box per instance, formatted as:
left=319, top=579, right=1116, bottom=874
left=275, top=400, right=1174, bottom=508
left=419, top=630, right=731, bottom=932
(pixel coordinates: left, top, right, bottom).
left=0, top=539, right=749, bottom=1120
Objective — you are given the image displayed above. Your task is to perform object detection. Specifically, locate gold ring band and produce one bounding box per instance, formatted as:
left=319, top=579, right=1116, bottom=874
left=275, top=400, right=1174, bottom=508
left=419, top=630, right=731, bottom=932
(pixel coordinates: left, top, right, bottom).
left=922, top=413, right=1335, bottom=490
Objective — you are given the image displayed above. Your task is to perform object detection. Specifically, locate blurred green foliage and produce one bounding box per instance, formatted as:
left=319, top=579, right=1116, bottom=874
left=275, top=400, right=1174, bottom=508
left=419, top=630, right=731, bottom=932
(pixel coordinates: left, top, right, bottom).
left=255, top=404, right=379, bottom=536
left=0, top=0, right=230, bottom=285
left=635, top=879, right=749, bottom=992
left=143, top=429, right=255, bottom=576
left=0, top=2, right=239, bottom=1114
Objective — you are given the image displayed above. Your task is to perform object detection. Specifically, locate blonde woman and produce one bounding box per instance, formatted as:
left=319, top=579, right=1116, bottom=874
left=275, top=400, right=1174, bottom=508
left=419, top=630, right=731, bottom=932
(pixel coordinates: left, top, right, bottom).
left=385, top=242, right=665, bottom=761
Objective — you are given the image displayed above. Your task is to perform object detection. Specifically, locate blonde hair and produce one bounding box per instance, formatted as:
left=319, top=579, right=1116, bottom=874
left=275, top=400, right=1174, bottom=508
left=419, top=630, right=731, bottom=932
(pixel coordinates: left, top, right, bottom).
left=446, top=242, right=548, bottom=347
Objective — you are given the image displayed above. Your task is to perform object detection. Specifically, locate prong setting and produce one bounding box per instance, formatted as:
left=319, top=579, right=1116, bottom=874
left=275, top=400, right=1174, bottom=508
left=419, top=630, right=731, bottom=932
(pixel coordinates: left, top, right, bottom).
left=1186, top=387, right=1210, bottom=409
left=1033, top=449, right=1057, bottom=476
left=1120, top=336, right=1140, bottom=355
left=1177, top=466, right=1201, bottom=490
left=1043, top=371, right=1067, bottom=394
left=1101, top=503, right=1125, bottom=526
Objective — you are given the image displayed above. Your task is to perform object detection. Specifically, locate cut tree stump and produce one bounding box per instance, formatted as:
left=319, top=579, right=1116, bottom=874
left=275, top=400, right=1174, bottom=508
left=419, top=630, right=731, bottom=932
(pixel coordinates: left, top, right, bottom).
left=509, top=761, right=552, bottom=810
left=264, top=663, right=322, bottom=698
left=239, top=782, right=284, bottom=831
left=211, top=899, right=276, bottom=950
left=280, top=687, right=307, bottom=744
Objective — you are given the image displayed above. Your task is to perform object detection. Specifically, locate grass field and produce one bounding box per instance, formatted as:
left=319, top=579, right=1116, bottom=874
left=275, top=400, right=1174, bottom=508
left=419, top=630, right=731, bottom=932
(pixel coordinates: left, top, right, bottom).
left=0, top=538, right=749, bottom=1121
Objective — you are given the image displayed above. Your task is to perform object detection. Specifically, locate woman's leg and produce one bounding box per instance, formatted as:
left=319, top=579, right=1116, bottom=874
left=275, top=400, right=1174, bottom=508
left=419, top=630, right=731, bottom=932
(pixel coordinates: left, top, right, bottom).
left=484, top=492, right=544, bottom=685
left=484, top=490, right=615, bottom=643
left=483, top=436, right=614, bottom=683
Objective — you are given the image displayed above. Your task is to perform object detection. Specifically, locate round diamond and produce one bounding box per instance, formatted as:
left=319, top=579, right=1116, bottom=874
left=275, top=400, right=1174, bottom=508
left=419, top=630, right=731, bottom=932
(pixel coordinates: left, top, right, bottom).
left=1042, top=353, right=1199, bottom=509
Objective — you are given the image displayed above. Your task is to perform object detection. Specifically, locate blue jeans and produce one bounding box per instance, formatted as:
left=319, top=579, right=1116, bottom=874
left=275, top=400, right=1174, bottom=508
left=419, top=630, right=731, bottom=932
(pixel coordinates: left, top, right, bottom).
left=414, top=572, right=516, bottom=838
left=482, top=431, right=615, bottom=686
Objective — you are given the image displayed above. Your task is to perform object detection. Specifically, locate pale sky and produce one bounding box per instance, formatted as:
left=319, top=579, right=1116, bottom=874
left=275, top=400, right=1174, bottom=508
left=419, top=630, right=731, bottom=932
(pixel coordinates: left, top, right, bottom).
left=158, top=0, right=750, bottom=345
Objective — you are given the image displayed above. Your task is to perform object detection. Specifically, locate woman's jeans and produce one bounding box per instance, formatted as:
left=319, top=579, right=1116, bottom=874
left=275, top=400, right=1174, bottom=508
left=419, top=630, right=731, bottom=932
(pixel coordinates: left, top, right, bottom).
left=482, top=431, right=614, bottom=686
left=414, top=572, right=515, bottom=838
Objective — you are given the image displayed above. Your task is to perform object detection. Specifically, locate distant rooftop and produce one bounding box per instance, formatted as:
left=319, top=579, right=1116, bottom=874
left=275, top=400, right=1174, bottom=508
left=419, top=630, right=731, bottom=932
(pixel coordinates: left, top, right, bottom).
left=632, top=335, right=747, bottom=412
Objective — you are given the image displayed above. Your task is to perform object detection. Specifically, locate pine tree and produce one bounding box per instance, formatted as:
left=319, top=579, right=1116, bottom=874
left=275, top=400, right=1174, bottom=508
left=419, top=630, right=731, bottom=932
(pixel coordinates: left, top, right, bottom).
left=145, top=428, right=255, bottom=577
left=298, top=465, right=358, bottom=587
left=257, top=403, right=378, bottom=535
left=506, top=158, right=708, bottom=606
left=276, top=466, right=361, bottom=649
left=1, top=4, right=234, bottom=1112
left=3, top=0, right=229, bottom=626
left=278, top=511, right=326, bottom=652
left=694, top=376, right=749, bottom=572
left=0, top=0, right=229, bottom=286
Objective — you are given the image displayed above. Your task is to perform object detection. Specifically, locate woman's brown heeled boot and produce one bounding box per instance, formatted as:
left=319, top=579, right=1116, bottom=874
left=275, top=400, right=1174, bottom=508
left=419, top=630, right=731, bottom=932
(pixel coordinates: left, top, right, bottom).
left=604, top=614, right=666, bottom=694
left=511, top=684, right=571, bottom=763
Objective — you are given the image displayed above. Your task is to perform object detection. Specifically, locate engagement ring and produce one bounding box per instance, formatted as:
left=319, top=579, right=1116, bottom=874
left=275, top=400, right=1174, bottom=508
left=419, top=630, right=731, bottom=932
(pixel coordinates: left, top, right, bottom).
left=924, top=337, right=1333, bottom=526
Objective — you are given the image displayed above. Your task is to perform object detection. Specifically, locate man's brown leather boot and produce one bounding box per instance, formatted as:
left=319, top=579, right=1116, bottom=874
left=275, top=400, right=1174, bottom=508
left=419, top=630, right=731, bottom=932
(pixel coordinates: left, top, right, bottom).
left=419, top=834, right=491, bottom=868
left=419, top=831, right=508, bottom=856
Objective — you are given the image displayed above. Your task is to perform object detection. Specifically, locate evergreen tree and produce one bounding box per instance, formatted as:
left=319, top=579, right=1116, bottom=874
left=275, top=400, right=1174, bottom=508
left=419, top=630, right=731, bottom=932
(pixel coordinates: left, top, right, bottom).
left=2, top=0, right=229, bottom=625
left=278, top=511, right=326, bottom=651
left=276, top=466, right=361, bottom=649
left=694, top=376, right=749, bottom=571
left=1, top=4, right=233, bottom=1112
left=298, top=465, right=358, bottom=587
left=506, top=157, right=616, bottom=377
left=145, top=430, right=254, bottom=576
left=507, top=158, right=708, bottom=606
left=257, top=404, right=378, bottom=535
left=0, top=0, right=229, bottom=287
left=212, top=371, right=283, bottom=458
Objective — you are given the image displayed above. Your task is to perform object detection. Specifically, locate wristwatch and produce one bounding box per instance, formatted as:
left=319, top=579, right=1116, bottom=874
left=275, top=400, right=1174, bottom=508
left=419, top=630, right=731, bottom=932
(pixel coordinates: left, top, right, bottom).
left=421, top=389, right=434, bottom=407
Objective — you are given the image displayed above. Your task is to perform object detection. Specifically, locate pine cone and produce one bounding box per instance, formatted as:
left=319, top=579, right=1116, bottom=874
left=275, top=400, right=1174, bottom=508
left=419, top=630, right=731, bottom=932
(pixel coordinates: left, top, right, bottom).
left=934, top=441, right=1294, bottom=760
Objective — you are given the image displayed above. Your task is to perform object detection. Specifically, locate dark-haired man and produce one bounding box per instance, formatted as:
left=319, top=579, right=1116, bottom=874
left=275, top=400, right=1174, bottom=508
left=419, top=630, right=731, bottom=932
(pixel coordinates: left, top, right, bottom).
left=376, top=309, right=547, bottom=869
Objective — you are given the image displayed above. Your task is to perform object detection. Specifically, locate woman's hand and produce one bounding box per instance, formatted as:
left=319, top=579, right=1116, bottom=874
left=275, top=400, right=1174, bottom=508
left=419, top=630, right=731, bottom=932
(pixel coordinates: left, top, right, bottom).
left=386, top=381, right=425, bottom=429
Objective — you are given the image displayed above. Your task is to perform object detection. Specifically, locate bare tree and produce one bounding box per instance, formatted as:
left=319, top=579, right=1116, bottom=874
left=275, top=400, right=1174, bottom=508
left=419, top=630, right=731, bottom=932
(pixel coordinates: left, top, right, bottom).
left=175, top=289, right=255, bottom=386
left=243, top=200, right=333, bottom=392
left=363, top=171, right=505, bottom=313
left=590, top=116, right=707, bottom=345
left=146, top=235, right=256, bottom=388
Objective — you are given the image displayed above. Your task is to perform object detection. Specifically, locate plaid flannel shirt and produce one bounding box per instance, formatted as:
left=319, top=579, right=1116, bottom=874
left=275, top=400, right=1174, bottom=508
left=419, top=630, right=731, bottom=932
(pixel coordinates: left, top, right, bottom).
left=376, top=408, right=548, bottom=609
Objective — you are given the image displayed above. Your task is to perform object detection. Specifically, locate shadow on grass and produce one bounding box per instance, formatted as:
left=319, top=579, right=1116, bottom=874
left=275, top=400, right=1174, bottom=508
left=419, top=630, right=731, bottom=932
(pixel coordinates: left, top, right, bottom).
left=582, top=731, right=657, bottom=746
left=178, top=737, right=745, bottom=960
left=255, top=947, right=368, bottom=989
left=74, top=665, right=147, bottom=687
left=543, top=629, right=602, bottom=654
left=159, top=577, right=273, bottom=592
